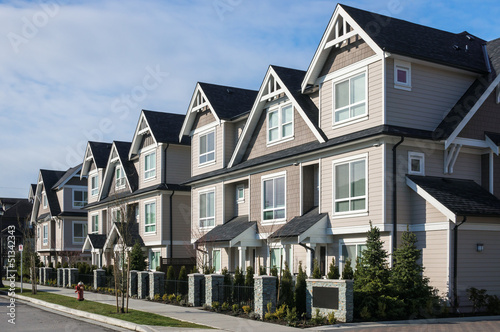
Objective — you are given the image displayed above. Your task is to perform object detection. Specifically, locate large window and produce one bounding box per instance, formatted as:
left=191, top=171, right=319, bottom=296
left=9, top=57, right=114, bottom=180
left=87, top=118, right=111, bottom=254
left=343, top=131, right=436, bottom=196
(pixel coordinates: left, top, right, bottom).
left=267, top=103, right=293, bottom=143
left=334, top=72, right=366, bottom=124
left=144, top=151, right=156, bottom=179
left=91, top=175, right=99, bottom=196
left=212, top=250, right=221, bottom=273
left=91, top=214, right=99, bottom=233
left=145, top=202, right=156, bottom=233
left=334, top=157, right=367, bottom=213
left=199, top=191, right=215, bottom=228
left=73, top=190, right=88, bottom=208
left=43, top=224, right=48, bottom=245
left=199, top=131, right=215, bottom=165
left=149, top=249, right=160, bottom=271
left=73, top=222, right=87, bottom=244
left=262, top=174, right=286, bottom=222
left=115, top=166, right=126, bottom=188
left=341, top=242, right=367, bottom=271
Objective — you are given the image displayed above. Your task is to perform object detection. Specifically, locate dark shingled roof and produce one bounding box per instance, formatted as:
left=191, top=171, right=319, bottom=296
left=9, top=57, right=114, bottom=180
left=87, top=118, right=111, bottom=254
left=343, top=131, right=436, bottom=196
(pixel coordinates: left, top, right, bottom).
left=88, top=142, right=112, bottom=168
left=0, top=199, right=32, bottom=228
left=486, top=132, right=500, bottom=146
left=51, top=164, right=82, bottom=190
left=87, top=234, right=107, bottom=249
left=407, top=175, right=500, bottom=217
left=40, top=169, right=66, bottom=216
left=272, top=65, right=327, bottom=141
left=58, top=211, right=87, bottom=218
left=199, top=83, right=258, bottom=120
left=195, top=215, right=255, bottom=244
left=142, top=110, right=190, bottom=145
left=0, top=197, right=24, bottom=205
left=342, top=4, right=488, bottom=74
left=270, top=207, right=327, bottom=238
left=114, top=141, right=138, bottom=192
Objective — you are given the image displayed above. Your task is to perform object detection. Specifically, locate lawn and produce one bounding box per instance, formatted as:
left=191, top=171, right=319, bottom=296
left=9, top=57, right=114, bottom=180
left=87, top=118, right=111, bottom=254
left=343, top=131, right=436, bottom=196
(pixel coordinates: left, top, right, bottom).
left=2, top=287, right=210, bottom=329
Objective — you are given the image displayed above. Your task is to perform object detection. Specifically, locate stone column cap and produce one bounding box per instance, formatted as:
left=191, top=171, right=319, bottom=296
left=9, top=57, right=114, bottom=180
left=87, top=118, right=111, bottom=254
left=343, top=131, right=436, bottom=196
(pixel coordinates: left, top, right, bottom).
left=188, top=273, right=205, bottom=277
left=149, top=271, right=165, bottom=275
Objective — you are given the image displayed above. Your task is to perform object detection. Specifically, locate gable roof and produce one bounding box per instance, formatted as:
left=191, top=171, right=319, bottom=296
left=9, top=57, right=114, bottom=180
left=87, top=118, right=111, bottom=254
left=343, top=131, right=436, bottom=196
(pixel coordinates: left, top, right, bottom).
left=195, top=215, right=255, bottom=244
left=89, top=142, right=113, bottom=168
left=179, top=82, right=258, bottom=139
left=39, top=169, right=66, bottom=216
left=51, top=164, right=82, bottom=190
left=99, top=141, right=137, bottom=200
left=0, top=199, right=32, bottom=228
left=407, top=175, right=500, bottom=222
left=270, top=207, right=327, bottom=238
left=85, top=233, right=107, bottom=250
left=103, top=222, right=144, bottom=250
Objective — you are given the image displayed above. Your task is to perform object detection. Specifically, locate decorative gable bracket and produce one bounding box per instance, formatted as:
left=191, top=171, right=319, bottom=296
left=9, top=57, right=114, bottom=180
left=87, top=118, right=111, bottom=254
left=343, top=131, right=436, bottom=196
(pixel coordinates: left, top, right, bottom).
left=444, top=143, right=462, bottom=174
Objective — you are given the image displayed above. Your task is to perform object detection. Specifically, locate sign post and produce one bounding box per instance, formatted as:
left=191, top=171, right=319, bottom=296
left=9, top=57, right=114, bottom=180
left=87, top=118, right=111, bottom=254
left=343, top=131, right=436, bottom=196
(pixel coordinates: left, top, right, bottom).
left=19, top=245, right=23, bottom=293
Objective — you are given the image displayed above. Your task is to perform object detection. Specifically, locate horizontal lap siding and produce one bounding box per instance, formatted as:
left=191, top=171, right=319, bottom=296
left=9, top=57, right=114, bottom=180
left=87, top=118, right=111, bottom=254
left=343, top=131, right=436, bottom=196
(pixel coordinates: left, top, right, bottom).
left=320, top=60, right=383, bottom=139
left=166, top=145, right=191, bottom=184
left=386, top=58, right=475, bottom=131
left=416, top=230, right=449, bottom=297
left=321, top=146, right=383, bottom=228
left=459, top=92, right=500, bottom=140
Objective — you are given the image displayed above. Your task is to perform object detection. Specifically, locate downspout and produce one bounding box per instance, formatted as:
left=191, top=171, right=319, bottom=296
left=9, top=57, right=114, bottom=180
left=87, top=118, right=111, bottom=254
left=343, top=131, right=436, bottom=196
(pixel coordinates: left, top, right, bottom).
left=164, top=143, right=174, bottom=260
left=453, top=216, right=467, bottom=312
left=392, top=136, right=404, bottom=254
left=298, top=242, right=316, bottom=273
left=169, top=190, right=175, bottom=260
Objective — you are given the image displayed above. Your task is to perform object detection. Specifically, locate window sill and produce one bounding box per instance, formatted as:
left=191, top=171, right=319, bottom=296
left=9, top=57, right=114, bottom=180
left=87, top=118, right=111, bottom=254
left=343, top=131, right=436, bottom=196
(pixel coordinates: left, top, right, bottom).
left=267, top=136, right=294, bottom=147
left=261, top=219, right=286, bottom=225
left=333, top=115, right=368, bottom=129
left=198, top=161, right=216, bottom=169
left=115, top=185, right=126, bottom=190
left=331, top=211, right=368, bottom=219
left=199, top=225, right=216, bottom=231
left=408, top=171, right=425, bottom=176
left=394, top=84, right=412, bottom=91
left=144, top=176, right=156, bottom=182
left=237, top=199, right=245, bottom=204
left=144, top=231, right=157, bottom=236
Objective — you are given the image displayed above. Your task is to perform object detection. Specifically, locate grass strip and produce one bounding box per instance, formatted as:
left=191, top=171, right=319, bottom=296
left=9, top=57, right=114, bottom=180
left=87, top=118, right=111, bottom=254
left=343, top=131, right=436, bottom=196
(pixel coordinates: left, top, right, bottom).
left=3, top=288, right=210, bottom=328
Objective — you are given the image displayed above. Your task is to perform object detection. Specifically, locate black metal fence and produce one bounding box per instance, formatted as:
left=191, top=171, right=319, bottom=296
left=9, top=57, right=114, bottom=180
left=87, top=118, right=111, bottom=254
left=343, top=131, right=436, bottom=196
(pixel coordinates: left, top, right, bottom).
left=78, top=273, right=94, bottom=286
left=46, top=269, right=57, bottom=283
left=164, top=279, right=188, bottom=296
left=218, top=284, right=254, bottom=309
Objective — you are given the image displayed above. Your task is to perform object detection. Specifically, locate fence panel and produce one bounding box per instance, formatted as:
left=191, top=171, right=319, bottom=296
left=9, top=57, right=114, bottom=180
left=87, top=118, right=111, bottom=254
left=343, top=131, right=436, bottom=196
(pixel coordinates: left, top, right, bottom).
left=218, top=284, right=254, bottom=309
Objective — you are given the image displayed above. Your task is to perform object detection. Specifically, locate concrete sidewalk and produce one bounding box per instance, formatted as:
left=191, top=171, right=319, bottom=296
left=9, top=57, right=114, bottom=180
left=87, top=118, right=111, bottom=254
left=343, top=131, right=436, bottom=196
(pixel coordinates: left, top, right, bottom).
left=14, top=283, right=298, bottom=332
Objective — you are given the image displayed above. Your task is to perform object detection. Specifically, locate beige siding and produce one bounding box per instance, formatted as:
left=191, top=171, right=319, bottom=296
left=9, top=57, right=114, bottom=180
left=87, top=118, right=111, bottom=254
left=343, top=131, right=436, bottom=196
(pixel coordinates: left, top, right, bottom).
left=192, top=108, right=216, bottom=129
left=459, top=91, right=500, bottom=140
left=309, top=90, right=320, bottom=111
left=386, top=58, right=476, bottom=131
left=224, top=181, right=249, bottom=222
left=63, top=218, right=87, bottom=250
left=320, top=60, right=383, bottom=139
left=416, top=230, right=449, bottom=297
left=162, top=193, right=191, bottom=244
left=166, top=145, right=191, bottom=184
left=293, top=244, right=308, bottom=274
left=321, top=146, right=383, bottom=228
left=244, top=105, right=318, bottom=161
left=38, top=184, right=51, bottom=216
left=108, top=164, right=132, bottom=196
left=319, top=38, right=376, bottom=77
left=191, top=125, right=224, bottom=177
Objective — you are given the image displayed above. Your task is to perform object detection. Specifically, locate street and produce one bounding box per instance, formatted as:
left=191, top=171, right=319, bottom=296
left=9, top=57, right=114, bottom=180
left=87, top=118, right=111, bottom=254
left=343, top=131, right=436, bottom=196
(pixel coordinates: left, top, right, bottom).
left=0, top=295, right=124, bottom=332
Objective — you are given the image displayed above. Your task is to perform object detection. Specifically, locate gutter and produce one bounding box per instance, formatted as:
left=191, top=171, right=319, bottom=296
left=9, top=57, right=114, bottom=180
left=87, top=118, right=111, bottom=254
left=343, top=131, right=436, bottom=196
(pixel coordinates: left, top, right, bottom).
left=392, top=136, right=404, bottom=254
left=453, top=216, right=467, bottom=312
left=169, top=190, right=175, bottom=260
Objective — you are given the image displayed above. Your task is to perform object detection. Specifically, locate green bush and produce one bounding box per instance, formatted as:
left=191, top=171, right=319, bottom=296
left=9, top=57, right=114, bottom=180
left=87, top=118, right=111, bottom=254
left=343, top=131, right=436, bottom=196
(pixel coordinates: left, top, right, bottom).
left=327, top=311, right=336, bottom=324
left=129, top=241, right=146, bottom=271
left=166, top=266, right=176, bottom=294
left=312, top=259, right=321, bottom=279
left=275, top=304, right=287, bottom=320
left=312, top=308, right=324, bottom=325
left=285, top=306, right=297, bottom=325
left=258, top=265, right=267, bottom=275
left=221, top=302, right=230, bottom=311
left=487, top=295, right=500, bottom=315
left=467, top=287, right=488, bottom=314
left=232, top=303, right=239, bottom=313
left=279, top=262, right=294, bottom=308
left=242, top=305, right=251, bottom=314
left=168, top=294, right=176, bottom=302
left=212, top=301, right=220, bottom=311
left=245, top=266, right=254, bottom=287
left=295, top=262, right=307, bottom=317
left=327, top=259, right=340, bottom=279
left=341, top=258, right=353, bottom=280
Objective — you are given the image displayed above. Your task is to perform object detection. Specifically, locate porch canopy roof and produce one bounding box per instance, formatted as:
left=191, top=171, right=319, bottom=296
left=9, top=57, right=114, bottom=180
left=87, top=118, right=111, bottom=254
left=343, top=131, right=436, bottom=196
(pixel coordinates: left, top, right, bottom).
left=82, top=233, right=107, bottom=252
left=196, top=215, right=261, bottom=247
left=103, top=222, right=144, bottom=251
left=269, top=207, right=330, bottom=245
left=406, top=175, right=500, bottom=222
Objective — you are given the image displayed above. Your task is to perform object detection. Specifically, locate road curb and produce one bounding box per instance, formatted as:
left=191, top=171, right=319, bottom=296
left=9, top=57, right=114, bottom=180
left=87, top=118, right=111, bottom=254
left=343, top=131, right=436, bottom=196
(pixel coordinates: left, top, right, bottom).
left=13, top=293, right=147, bottom=332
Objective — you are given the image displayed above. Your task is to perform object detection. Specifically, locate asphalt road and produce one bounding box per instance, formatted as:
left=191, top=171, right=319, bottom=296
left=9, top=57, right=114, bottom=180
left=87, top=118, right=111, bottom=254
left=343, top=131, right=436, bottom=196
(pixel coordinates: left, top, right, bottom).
left=0, top=295, right=125, bottom=332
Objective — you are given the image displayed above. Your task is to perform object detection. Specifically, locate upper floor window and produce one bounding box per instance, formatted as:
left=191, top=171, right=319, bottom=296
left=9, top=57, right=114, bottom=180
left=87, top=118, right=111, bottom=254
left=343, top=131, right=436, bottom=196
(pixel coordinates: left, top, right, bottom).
left=91, top=214, right=99, bottom=233
left=115, top=166, right=126, bottom=189
left=199, top=130, right=215, bottom=165
left=262, top=173, right=286, bottom=222
left=394, top=60, right=411, bottom=90
left=91, top=175, right=99, bottom=196
left=73, top=221, right=87, bottom=244
left=43, top=224, right=48, bottom=244
left=334, top=72, right=366, bottom=124
left=145, top=202, right=156, bottom=233
left=236, top=185, right=244, bottom=203
left=73, top=190, right=88, bottom=208
left=144, top=151, right=156, bottom=180
left=267, top=103, right=293, bottom=144
left=199, top=190, right=215, bottom=228
left=408, top=151, right=425, bottom=176
left=334, top=156, right=367, bottom=214
left=42, top=192, right=47, bottom=208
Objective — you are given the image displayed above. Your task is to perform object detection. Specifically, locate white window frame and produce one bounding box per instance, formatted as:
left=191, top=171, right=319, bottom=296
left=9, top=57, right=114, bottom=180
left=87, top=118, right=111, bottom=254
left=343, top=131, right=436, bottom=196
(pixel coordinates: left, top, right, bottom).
left=91, top=213, right=99, bottom=233
left=149, top=248, right=161, bottom=271
left=144, top=151, right=156, bottom=180
left=408, top=151, right=425, bottom=176
left=112, top=208, right=123, bottom=223
left=42, top=192, right=47, bottom=208
left=394, top=59, right=412, bottom=91
left=339, top=238, right=367, bottom=275
left=199, top=188, right=215, bottom=229
left=266, top=102, right=294, bottom=145
left=91, top=175, right=99, bottom=196
left=332, top=154, right=368, bottom=216
left=72, top=221, right=87, bottom=244
left=333, top=69, right=368, bottom=126
left=43, top=224, right=48, bottom=245
left=115, top=166, right=126, bottom=189
left=261, top=171, right=287, bottom=224
left=144, top=200, right=156, bottom=233
left=199, top=130, right=215, bottom=166
left=236, top=185, right=245, bottom=204
left=72, top=190, right=88, bottom=208
left=270, top=246, right=284, bottom=272
left=212, top=249, right=221, bottom=273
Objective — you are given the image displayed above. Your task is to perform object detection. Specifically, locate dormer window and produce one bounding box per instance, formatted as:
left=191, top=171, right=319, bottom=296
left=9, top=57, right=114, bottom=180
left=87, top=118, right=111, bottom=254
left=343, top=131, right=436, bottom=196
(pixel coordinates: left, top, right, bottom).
left=144, top=151, right=156, bottom=180
left=199, top=130, right=215, bottom=165
left=91, top=175, right=99, bottom=196
left=115, top=166, right=125, bottom=188
left=333, top=72, right=366, bottom=125
left=267, top=103, right=293, bottom=144
left=394, top=60, right=411, bottom=91
left=73, top=190, right=88, bottom=208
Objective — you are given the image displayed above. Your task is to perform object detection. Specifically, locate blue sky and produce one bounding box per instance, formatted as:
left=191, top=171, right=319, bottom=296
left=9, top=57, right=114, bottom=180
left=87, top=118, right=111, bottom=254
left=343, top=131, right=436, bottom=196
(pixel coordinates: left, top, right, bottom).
left=0, top=0, right=499, bottom=198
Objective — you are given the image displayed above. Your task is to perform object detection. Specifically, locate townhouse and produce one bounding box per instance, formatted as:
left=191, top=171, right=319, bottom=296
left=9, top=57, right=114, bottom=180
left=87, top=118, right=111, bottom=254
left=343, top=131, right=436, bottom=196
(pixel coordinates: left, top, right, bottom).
left=31, top=165, right=89, bottom=265
left=186, top=3, right=500, bottom=308
left=82, top=110, right=192, bottom=270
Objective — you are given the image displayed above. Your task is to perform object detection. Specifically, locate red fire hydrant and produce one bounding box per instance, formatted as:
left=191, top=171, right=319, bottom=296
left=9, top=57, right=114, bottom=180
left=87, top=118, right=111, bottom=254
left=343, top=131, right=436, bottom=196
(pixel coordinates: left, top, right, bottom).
left=75, top=281, right=84, bottom=301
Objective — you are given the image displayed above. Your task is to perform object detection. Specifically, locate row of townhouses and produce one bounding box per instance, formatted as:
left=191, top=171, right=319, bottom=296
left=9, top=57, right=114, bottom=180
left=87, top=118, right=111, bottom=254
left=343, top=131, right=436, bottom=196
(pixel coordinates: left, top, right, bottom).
left=28, top=4, right=500, bottom=306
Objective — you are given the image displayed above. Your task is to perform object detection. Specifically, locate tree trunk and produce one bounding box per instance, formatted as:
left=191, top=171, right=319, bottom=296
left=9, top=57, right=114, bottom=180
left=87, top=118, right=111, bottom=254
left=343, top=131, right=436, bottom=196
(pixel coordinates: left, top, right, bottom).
left=126, top=253, right=130, bottom=313
left=121, top=251, right=125, bottom=313
left=114, top=253, right=119, bottom=313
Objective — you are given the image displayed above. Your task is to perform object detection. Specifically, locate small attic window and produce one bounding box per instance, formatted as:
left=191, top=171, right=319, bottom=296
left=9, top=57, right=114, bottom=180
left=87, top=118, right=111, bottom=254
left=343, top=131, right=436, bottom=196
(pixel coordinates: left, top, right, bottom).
left=496, top=84, right=500, bottom=104
left=394, top=60, right=411, bottom=91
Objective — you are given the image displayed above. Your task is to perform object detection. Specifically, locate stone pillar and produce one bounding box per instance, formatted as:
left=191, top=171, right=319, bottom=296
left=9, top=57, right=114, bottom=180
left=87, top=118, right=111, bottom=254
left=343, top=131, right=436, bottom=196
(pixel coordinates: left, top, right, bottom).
left=239, top=247, right=247, bottom=272
left=205, top=274, right=224, bottom=307
left=149, top=271, right=165, bottom=299
left=306, top=279, right=353, bottom=323
left=254, top=276, right=277, bottom=319
left=68, top=268, right=78, bottom=287
left=129, top=270, right=138, bottom=297
left=57, top=268, right=64, bottom=287
left=94, top=269, right=106, bottom=289
left=39, top=267, right=43, bottom=284
left=62, top=268, right=69, bottom=288
left=188, top=273, right=205, bottom=307
left=137, top=271, right=149, bottom=299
